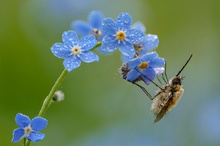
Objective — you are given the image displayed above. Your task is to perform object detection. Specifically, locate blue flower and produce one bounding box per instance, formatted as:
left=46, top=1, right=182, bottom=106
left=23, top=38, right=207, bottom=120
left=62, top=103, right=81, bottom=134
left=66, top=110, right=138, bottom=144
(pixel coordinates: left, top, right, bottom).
left=12, top=113, right=48, bottom=143
left=123, top=22, right=159, bottom=63
left=132, top=22, right=159, bottom=56
left=72, top=11, right=104, bottom=41
left=51, top=30, right=99, bottom=72
left=126, top=52, right=165, bottom=85
left=100, top=12, right=144, bottom=58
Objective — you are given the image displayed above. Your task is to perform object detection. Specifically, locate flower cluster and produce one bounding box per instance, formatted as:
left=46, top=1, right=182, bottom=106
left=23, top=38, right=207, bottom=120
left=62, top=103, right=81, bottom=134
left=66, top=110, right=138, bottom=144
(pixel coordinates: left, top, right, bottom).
left=51, top=11, right=165, bottom=84
left=12, top=10, right=165, bottom=145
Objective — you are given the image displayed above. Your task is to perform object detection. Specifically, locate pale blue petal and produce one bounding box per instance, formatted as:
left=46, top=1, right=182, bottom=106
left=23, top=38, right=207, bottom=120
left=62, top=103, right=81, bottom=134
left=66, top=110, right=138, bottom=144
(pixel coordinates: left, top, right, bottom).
left=154, top=67, right=164, bottom=75
left=127, top=58, right=141, bottom=69
left=122, top=55, right=131, bottom=63
left=102, top=18, right=117, bottom=35
left=126, top=29, right=144, bottom=44
left=62, top=30, right=79, bottom=47
left=137, top=47, right=147, bottom=57
left=27, top=131, right=45, bottom=142
left=126, top=69, right=140, bottom=82
left=12, top=128, right=25, bottom=143
left=51, top=43, right=71, bottom=59
left=141, top=68, right=156, bottom=85
left=117, top=12, right=132, bottom=30
left=150, top=57, right=165, bottom=68
left=142, top=34, right=159, bottom=52
left=79, top=51, right=99, bottom=63
left=118, top=41, right=135, bottom=58
left=99, top=35, right=117, bottom=53
left=15, top=113, right=30, bottom=128
left=31, top=117, right=48, bottom=131
left=78, top=35, right=97, bottom=51
left=72, top=20, right=92, bottom=36
left=63, top=56, right=81, bottom=72
left=88, top=11, right=103, bottom=29
left=132, top=21, right=146, bottom=33
left=141, top=52, right=158, bottom=62
left=97, top=46, right=113, bottom=54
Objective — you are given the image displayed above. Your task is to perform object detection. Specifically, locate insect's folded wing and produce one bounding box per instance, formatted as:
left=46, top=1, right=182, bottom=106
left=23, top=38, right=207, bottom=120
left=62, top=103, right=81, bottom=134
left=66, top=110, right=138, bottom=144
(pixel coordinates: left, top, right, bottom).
left=153, top=95, right=171, bottom=123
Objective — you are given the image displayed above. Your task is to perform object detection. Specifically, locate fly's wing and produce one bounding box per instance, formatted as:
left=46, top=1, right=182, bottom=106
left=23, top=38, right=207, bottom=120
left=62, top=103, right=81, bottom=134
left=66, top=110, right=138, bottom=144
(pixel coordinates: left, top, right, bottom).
left=151, top=87, right=171, bottom=115
left=154, top=97, right=172, bottom=123
left=154, top=88, right=184, bottom=123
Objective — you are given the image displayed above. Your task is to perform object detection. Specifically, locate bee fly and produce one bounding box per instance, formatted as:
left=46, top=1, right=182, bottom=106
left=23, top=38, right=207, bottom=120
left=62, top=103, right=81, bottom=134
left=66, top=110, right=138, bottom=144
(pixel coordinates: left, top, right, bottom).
left=133, top=54, right=193, bottom=123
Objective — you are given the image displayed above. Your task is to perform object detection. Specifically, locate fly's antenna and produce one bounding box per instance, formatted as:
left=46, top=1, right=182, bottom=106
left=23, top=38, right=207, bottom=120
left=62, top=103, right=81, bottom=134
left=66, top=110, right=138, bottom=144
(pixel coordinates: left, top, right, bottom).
left=176, top=54, right=193, bottom=76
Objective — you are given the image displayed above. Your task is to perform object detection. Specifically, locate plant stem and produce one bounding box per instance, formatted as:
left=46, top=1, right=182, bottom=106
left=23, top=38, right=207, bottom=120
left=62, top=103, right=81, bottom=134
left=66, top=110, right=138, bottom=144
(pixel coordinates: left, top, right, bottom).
left=91, top=41, right=102, bottom=51
left=24, top=139, right=30, bottom=146
left=24, top=41, right=101, bottom=146
left=38, top=69, right=68, bottom=117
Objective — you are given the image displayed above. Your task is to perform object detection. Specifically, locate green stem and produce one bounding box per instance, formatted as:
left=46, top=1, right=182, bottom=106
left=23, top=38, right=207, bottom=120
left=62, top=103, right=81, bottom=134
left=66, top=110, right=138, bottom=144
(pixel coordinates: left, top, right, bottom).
left=91, top=41, right=102, bottom=51
left=24, top=41, right=101, bottom=146
left=24, top=69, right=68, bottom=146
left=38, top=69, right=68, bottom=117
left=24, top=139, right=30, bottom=146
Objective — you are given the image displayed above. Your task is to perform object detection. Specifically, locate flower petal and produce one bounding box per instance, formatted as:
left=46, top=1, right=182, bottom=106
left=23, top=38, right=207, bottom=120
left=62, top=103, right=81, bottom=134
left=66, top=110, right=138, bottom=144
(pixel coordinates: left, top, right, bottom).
left=15, top=113, right=30, bottom=128
left=127, top=58, right=141, bottom=69
left=71, top=20, right=92, bottom=36
left=27, top=131, right=45, bottom=142
left=154, top=67, right=164, bottom=75
left=126, top=69, right=140, bottom=82
left=11, top=128, right=25, bottom=143
left=132, top=21, right=146, bottom=33
left=126, top=29, right=144, bottom=44
left=99, top=35, right=117, bottom=53
left=150, top=57, right=165, bottom=68
left=51, top=43, right=71, bottom=59
left=78, top=35, right=97, bottom=51
left=31, top=117, right=48, bottom=131
left=102, top=18, right=117, bottom=35
left=122, top=55, right=131, bottom=63
left=62, top=30, right=79, bottom=47
left=142, top=34, right=159, bottom=52
left=118, top=41, right=135, bottom=58
left=141, top=52, right=158, bottom=62
left=117, top=12, right=132, bottom=30
left=141, top=68, right=156, bottom=85
left=63, top=56, right=81, bottom=72
left=88, top=11, right=103, bottom=29
left=79, top=51, right=99, bottom=63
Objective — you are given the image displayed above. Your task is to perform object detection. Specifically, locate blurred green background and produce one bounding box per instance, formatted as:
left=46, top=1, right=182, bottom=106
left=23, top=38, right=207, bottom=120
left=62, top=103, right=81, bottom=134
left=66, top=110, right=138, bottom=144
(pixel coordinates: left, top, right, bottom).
left=1, top=0, right=220, bottom=146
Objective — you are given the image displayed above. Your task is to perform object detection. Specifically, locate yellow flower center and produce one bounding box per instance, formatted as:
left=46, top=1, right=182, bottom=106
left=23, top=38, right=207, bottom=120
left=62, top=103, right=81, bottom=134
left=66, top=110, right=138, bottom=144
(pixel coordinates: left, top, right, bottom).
left=71, top=46, right=81, bottom=55
left=116, top=30, right=126, bottom=41
left=139, top=62, right=148, bottom=70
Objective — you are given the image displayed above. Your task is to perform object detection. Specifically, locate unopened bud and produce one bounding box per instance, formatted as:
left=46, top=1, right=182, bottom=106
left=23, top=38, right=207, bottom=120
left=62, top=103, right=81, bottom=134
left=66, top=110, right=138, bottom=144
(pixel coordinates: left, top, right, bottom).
left=52, top=90, right=64, bottom=102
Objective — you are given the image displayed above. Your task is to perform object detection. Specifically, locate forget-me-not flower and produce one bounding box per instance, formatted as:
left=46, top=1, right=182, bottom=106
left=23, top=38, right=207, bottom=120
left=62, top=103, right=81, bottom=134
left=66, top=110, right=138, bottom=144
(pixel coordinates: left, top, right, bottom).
left=126, top=52, right=165, bottom=85
left=51, top=30, right=99, bottom=72
left=12, top=113, right=48, bottom=143
left=72, top=11, right=104, bottom=41
left=132, top=21, right=159, bottom=56
left=100, top=12, right=144, bottom=58
left=122, top=22, right=159, bottom=62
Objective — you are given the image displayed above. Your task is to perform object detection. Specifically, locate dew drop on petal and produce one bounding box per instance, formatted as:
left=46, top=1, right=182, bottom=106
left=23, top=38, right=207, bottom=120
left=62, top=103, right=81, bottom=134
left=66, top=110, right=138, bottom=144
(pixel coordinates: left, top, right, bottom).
left=130, top=48, right=134, bottom=52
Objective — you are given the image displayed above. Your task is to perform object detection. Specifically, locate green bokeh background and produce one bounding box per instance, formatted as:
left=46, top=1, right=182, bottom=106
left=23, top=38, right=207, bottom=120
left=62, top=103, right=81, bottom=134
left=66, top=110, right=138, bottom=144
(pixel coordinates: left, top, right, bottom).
left=1, top=0, right=220, bottom=146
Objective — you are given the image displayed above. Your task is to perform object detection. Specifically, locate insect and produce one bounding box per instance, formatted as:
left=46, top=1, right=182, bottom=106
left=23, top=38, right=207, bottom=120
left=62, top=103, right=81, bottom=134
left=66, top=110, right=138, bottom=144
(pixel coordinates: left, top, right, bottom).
left=134, top=54, right=193, bottom=123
